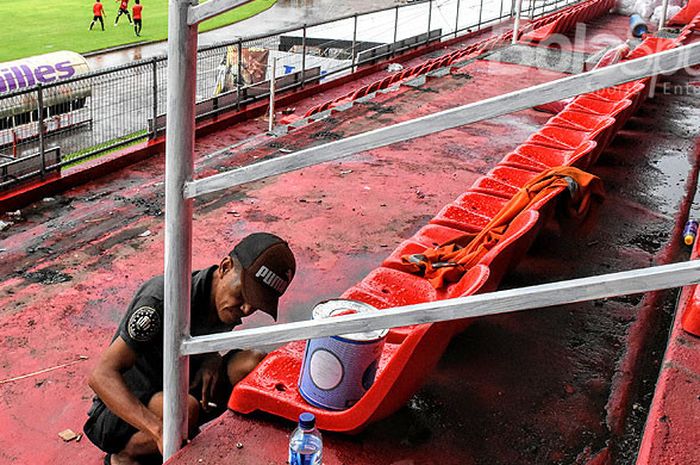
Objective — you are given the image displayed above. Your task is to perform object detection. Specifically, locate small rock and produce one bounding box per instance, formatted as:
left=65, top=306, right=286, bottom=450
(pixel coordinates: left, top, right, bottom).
left=236, top=442, right=244, bottom=449
left=43, top=197, right=55, bottom=202
left=339, top=169, right=353, bottom=175
left=138, top=230, right=152, bottom=237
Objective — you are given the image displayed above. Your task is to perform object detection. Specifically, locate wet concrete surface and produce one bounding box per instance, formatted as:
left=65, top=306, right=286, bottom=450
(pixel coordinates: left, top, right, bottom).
left=1, top=12, right=699, bottom=465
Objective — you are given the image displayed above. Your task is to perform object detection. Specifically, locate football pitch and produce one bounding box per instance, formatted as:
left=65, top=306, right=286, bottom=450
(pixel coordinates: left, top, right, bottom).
left=0, top=0, right=276, bottom=62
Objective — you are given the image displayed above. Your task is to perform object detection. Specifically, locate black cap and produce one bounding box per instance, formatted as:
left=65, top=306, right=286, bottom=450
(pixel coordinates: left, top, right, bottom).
left=231, top=233, right=296, bottom=320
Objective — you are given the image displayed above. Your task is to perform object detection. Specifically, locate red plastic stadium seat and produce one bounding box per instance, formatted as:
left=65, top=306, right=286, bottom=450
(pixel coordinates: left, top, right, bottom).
left=527, top=126, right=595, bottom=150
left=567, top=96, right=632, bottom=119
left=431, top=192, right=508, bottom=230
left=508, top=141, right=597, bottom=170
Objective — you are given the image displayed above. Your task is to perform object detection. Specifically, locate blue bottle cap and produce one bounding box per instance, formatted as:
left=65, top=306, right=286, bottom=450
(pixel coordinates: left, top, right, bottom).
left=299, top=412, right=315, bottom=429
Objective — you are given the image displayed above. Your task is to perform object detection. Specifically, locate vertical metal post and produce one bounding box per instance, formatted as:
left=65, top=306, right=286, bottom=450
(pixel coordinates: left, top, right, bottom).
left=351, top=14, right=358, bottom=72
left=455, top=0, right=461, bottom=37
left=36, top=84, right=45, bottom=178
left=499, top=0, right=505, bottom=19
left=151, top=58, right=159, bottom=140
left=163, top=0, right=196, bottom=460
left=511, top=0, right=516, bottom=17
left=512, top=0, right=524, bottom=43
left=478, top=0, right=484, bottom=29
left=268, top=57, right=277, bottom=133
left=301, top=24, right=307, bottom=87
left=236, top=39, right=243, bottom=109
left=426, top=0, right=433, bottom=45
left=659, top=0, right=669, bottom=28
left=393, top=6, right=399, bottom=45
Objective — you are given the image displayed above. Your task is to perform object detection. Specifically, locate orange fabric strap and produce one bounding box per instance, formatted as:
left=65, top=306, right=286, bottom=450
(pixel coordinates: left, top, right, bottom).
left=400, top=166, right=605, bottom=289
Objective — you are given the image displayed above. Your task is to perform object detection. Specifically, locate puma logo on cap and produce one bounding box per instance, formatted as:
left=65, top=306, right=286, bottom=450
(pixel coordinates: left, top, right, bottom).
left=255, top=265, right=290, bottom=294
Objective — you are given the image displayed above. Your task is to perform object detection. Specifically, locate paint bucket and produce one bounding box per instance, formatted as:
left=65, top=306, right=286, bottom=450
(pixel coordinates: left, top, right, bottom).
left=298, top=299, right=387, bottom=411
left=630, top=14, right=648, bottom=38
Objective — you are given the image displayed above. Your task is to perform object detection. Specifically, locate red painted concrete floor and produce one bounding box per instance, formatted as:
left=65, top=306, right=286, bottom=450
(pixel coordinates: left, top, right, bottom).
left=1, top=13, right=698, bottom=465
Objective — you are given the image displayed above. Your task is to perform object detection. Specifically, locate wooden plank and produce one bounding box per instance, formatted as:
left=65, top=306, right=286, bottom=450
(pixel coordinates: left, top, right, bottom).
left=181, top=260, right=700, bottom=355
left=188, top=0, right=253, bottom=25
left=184, top=42, right=700, bottom=199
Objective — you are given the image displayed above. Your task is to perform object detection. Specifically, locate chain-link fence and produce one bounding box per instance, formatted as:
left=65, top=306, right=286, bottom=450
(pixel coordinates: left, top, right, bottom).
left=0, top=0, right=578, bottom=192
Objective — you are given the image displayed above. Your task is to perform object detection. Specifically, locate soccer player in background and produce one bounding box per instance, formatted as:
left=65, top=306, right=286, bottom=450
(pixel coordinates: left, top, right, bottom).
left=132, top=0, right=143, bottom=37
left=114, top=0, right=132, bottom=26
left=89, top=0, right=107, bottom=31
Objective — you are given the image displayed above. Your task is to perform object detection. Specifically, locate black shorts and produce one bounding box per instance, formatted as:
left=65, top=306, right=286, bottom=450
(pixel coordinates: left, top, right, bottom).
left=93, top=15, right=103, bottom=21
left=118, top=7, right=128, bottom=13
left=134, top=19, right=142, bottom=25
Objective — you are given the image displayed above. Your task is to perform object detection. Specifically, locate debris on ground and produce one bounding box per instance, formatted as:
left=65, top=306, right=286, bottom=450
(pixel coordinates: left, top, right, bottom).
left=58, top=429, right=78, bottom=442
left=138, top=230, right=152, bottom=237
left=387, top=63, right=404, bottom=72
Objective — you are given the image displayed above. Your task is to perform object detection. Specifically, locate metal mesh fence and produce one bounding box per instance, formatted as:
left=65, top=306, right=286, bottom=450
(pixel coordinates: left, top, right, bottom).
left=0, top=0, right=581, bottom=191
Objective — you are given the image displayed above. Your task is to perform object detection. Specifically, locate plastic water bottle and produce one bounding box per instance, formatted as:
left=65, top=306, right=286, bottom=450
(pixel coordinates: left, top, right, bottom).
left=683, top=219, right=698, bottom=246
left=629, top=14, right=648, bottom=38
left=289, top=412, right=322, bottom=465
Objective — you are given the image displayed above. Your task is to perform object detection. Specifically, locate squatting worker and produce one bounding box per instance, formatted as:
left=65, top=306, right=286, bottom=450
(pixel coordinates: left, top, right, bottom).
left=83, top=233, right=296, bottom=465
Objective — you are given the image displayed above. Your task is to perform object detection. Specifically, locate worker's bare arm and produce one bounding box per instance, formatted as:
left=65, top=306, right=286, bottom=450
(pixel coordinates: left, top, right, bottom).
left=88, top=337, right=164, bottom=453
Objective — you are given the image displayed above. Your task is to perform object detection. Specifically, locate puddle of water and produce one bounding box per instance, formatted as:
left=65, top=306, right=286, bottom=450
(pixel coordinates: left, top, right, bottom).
left=649, top=152, right=693, bottom=217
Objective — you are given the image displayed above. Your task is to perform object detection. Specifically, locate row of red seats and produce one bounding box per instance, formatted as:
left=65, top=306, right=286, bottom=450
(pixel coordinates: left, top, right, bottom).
left=520, top=0, right=615, bottom=43
left=226, top=34, right=680, bottom=435
left=673, top=14, right=700, bottom=42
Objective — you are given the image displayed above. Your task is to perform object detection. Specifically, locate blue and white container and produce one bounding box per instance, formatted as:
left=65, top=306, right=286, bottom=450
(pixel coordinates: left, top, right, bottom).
left=299, top=299, right=387, bottom=410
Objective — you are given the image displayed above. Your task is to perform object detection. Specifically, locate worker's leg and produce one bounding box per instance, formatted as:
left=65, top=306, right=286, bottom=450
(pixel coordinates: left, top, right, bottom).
left=109, top=393, right=200, bottom=465
left=226, top=349, right=266, bottom=386
left=99, top=16, right=104, bottom=30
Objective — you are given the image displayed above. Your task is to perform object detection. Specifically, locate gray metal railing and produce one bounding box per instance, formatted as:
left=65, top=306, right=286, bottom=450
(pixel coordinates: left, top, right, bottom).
left=0, top=0, right=573, bottom=192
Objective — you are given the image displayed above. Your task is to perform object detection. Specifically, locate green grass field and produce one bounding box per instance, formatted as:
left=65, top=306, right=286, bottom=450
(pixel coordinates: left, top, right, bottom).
left=0, top=0, right=276, bottom=62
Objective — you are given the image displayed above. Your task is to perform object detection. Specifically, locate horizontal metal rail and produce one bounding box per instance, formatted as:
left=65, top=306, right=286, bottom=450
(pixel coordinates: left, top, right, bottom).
left=181, top=260, right=700, bottom=354
left=188, top=0, right=253, bottom=25
left=185, top=42, right=700, bottom=199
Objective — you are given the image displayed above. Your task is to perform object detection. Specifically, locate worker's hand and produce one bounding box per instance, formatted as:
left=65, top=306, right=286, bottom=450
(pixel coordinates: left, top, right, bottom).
left=191, top=354, right=222, bottom=412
